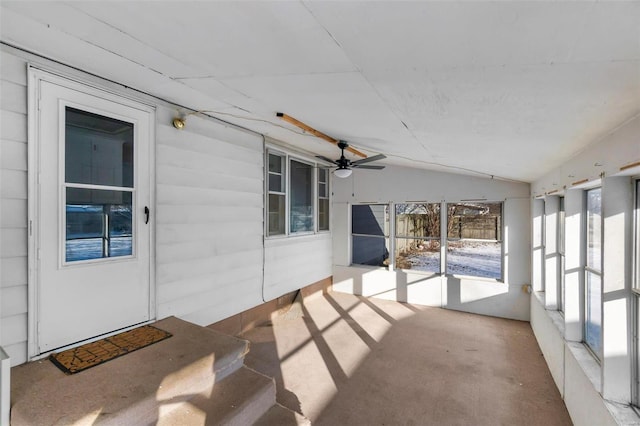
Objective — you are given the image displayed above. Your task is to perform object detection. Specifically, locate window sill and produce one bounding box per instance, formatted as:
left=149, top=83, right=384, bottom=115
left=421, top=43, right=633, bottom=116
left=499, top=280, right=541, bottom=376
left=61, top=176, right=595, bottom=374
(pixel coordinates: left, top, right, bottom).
left=349, top=264, right=389, bottom=272
left=446, top=274, right=503, bottom=284
left=566, top=341, right=601, bottom=392
left=395, top=268, right=440, bottom=277
left=604, top=400, right=640, bottom=425
left=536, top=291, right=565, bottom=337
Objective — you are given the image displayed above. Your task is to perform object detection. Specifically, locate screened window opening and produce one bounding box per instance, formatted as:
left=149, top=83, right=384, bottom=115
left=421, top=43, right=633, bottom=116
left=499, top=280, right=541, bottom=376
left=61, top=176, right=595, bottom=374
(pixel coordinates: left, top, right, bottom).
left=395, top=203, right=440, bottom=273
left=352, top=204, right=390, bottom=267
left=446, top=202, right=502, bottom=280
left=585, top=187, right=602, bottom=359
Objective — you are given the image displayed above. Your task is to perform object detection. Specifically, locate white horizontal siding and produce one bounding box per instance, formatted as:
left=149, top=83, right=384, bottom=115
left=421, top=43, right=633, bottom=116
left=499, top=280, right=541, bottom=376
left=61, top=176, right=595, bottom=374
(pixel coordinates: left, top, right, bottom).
left=0, top=314, right=27, bottom=348
left=158, top=263, right=263, bottom=305
left=155, top=109, right=265, bottom=326
left=263, top=233, right=333, bottom=300
left=0, top=110, right=27, bottom=142
left=0, top=80, right=27, bottom=114
left=0, top=50, right=29, bottom=365
left=1, top=199, right=26, bottom=228
left=1, top=257, right=27, bottom=288
left=1, top=285, right=27, bottom=318
left=0, top=51, right=27, bottom=86
left=0, top=140, right=27, bottom=171
left=1, top=170, right=27, bottom=200
left=157, top=222, right=263, bottom=244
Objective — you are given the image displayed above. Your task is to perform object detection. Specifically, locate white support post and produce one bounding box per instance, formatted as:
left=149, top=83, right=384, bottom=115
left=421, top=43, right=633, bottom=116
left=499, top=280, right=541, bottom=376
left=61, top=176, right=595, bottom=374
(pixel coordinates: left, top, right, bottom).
left=0, top=347, right=10, bottom=426
left=601, top=176, right=633, bottom=403
left=532, top=198, right=545, bottom=292
left=545, top=196, right=560, bottom=310
left=564, top=189, right=585, bottom=342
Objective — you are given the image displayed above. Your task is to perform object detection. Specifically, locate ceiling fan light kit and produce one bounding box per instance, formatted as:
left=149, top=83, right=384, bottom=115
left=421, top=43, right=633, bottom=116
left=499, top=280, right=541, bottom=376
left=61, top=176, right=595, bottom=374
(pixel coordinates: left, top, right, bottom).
left=334, top=167, right=353, bottom=178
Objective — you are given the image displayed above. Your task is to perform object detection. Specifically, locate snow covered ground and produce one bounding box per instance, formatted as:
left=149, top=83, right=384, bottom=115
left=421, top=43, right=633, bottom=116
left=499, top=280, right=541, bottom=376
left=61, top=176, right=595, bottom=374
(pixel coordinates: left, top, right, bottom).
left=66, top=236, right=132, bottom=262
left=402, top=241, right=501, bottom=279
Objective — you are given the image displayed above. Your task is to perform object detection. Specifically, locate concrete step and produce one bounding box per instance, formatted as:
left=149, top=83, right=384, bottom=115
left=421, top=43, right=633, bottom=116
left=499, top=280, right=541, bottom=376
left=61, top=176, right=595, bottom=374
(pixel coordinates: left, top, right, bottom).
left=158, top=366, right=276, bottom=426
left=11, top=317, right=249, bottom=425
left=254, top=404, right=311, bottom=426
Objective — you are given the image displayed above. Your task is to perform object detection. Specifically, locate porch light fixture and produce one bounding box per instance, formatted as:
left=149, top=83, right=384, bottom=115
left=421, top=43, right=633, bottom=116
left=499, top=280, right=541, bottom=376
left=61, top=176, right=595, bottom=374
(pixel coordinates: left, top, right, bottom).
left=334, top=167, right=352, bottom=178
left=172, top=117, right=186, bottom=129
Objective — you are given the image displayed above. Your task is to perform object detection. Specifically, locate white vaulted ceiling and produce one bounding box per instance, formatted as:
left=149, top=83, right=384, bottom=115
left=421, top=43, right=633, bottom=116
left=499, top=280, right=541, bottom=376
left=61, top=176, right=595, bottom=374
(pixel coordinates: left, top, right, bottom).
left=2, top=1, right=639, bottom=182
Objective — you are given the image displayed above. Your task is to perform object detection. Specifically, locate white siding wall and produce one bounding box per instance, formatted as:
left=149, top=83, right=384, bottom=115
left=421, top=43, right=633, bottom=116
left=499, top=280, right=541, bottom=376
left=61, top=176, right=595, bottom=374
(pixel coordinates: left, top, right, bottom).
left=0, top=47, right=334, bottom=365
left=264, top=233, right=332, bottom=301
left=0, top=51, right=29, bottom=365
left=154, top=106, right=266, bottom=327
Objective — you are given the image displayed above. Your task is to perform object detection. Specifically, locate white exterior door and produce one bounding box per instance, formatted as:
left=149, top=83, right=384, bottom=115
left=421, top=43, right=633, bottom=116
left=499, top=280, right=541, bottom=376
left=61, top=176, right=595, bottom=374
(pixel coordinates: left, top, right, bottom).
left=33, top=72, right=153, bottom=354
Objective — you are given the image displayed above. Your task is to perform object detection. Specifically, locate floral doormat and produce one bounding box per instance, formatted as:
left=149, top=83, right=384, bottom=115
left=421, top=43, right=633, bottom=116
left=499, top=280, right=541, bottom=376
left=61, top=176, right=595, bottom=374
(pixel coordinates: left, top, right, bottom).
left=49, top=325, right=172, bottom=374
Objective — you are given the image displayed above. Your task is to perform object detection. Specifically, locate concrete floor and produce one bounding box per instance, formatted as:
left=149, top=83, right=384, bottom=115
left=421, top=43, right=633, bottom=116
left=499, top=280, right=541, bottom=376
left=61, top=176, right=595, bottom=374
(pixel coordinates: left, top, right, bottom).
left=241, top=292, right=573, bottom=425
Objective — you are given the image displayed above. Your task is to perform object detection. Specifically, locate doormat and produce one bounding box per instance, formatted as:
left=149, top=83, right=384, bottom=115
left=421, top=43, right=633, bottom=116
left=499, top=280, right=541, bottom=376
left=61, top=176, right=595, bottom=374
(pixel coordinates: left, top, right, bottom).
left=49, top=325, right=172, bottom=374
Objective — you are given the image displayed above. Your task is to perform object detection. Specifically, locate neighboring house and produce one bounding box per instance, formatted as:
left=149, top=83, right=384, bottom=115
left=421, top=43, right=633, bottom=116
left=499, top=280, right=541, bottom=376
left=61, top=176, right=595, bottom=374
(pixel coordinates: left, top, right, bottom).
left=0, top=3, right=639, bottom=426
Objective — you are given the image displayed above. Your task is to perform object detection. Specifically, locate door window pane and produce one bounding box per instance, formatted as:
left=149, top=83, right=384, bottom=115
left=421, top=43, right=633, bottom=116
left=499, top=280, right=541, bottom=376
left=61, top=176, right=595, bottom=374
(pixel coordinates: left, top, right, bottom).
left=65, top=107, right=134, bottom=188
left=66, top=188, right=132, bottom=262
left=290, top=160, right=313, bottom=233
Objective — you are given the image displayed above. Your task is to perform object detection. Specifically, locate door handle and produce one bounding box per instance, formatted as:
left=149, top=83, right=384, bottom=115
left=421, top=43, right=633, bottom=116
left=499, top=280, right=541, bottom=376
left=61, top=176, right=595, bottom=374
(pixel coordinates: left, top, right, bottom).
left=144, top=206, right=150, bottom=224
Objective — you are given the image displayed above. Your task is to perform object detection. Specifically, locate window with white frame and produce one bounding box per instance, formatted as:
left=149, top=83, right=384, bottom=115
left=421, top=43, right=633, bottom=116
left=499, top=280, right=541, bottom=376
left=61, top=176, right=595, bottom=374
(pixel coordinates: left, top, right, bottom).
left=446, top=202, right=503, bottom=280
left=352, top=204, right=390, bottom=267
left=267, top=152, right=286, bottom=236
left=290, top=159, right=313, bottom=233
left=395, top=203, right=441, bottom=273
left=266, top=149, right=329, bottom=237
left=585, top=187, right=602, bottom=359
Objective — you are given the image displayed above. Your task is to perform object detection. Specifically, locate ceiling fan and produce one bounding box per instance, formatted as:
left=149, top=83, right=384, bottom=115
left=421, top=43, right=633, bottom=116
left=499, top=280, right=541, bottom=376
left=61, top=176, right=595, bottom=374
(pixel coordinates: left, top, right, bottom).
left=316, top=141, right=386, bottom=178
left=276, top=112, right=386, bottom=178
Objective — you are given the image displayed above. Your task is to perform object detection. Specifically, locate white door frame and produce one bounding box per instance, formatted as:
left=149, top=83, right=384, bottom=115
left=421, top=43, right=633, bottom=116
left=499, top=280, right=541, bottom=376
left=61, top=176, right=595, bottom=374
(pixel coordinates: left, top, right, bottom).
left=27, top=66, right=156, bottom=359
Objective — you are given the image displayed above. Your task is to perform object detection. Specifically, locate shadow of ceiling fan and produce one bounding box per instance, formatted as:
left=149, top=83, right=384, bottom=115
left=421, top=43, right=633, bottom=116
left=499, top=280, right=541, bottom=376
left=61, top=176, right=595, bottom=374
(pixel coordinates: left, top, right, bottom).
left=277, top=112, right=386, bottom=178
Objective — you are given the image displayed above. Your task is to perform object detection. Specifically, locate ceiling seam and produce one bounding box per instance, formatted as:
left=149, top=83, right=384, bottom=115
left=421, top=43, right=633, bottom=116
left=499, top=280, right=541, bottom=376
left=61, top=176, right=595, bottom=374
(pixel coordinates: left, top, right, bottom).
left=300, top=0, right=436, bottom=158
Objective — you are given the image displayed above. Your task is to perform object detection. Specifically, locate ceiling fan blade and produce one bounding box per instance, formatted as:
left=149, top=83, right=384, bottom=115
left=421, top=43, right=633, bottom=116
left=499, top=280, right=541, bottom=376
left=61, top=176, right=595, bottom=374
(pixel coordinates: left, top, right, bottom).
left=352, top=154, right=386, bottom=165
left=316, top=155, right=339, bottom=165
left=352, top=165, right=385, bottom=170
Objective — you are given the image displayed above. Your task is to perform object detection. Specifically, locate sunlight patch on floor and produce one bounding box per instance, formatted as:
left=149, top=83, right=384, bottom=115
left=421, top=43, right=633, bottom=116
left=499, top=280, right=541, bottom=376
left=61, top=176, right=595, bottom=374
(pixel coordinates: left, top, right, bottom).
left=156, top=354, right=216, bottom=401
